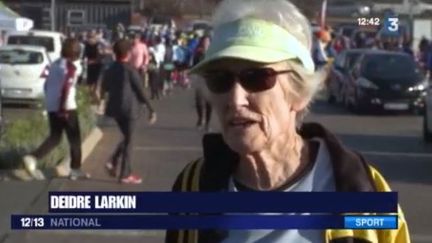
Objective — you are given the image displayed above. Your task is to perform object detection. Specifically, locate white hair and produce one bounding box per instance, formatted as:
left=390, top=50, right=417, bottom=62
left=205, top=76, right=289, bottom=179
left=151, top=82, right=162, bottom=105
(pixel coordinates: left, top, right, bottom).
left=212, top=0, right=328, bottom=123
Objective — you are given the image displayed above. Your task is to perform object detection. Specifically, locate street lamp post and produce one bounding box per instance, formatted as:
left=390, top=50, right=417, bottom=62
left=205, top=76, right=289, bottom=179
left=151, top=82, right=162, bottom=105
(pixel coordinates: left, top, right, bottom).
left=408, top=0, right=417, bottom=42
left=51, top=0, right=56, bottom=31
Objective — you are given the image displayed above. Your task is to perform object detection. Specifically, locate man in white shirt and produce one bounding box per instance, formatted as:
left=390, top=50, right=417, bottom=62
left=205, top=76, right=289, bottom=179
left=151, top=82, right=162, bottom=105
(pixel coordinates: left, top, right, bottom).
left=23, top=38, right=90, bottom=181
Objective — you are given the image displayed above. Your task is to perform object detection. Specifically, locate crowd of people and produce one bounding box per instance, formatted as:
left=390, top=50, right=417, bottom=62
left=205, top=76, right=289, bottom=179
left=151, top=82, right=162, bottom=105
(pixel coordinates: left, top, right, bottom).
left=67, top=26, right=213, bottom=130
left=21, top=24, right=214, bottom=183
left=68, top=26, right=210, bottom=92
left=311, top=26, right=416, bottom=69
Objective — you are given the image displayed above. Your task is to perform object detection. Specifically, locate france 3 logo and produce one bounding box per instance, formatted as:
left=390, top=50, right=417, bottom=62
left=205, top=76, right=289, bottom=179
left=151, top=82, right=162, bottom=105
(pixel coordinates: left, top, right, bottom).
left=382, top=15, right=400, bottom=36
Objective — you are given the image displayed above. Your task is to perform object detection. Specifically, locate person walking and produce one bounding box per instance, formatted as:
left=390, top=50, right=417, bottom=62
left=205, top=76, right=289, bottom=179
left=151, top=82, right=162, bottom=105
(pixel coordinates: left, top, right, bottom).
left=312, top=31, right=329, bottom=69
left=99, top=39, right=157, bottom=184
left=23, top=38, right=89, bottom=180
left=172, top=38, right=190, bottom=88
left=192, top=35, right=212, bottom=131
left=152, top=36, right=166, bottom=94
left=148, top=48, right=162, bottom=100
left=162, top=38, right=175, bottom=96
left=129, top=33, right=150, bottom=89
left=84, top=31, right=103, bottom=94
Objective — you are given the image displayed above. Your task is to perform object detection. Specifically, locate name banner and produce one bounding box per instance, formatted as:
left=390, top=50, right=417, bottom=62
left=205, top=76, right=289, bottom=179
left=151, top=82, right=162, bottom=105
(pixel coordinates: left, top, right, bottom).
left=48, top=192, right=398, bottom=213
left=11, top=215, right=398, bottom=230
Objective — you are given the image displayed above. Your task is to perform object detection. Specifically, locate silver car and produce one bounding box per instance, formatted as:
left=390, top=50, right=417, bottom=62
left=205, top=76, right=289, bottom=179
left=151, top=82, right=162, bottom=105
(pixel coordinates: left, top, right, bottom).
left=424, top=84, right=432, bottom=142
left=327, top=0, right=372, bottom=17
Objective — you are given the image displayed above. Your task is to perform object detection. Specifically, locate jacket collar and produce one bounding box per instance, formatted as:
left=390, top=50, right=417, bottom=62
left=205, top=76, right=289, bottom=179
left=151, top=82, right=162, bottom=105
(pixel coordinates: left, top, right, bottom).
left=201, top=122, right=376, bottom=192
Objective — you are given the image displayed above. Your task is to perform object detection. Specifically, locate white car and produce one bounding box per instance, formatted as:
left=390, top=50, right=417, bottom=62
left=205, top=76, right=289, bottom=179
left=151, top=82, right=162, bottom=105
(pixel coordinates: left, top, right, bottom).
left=373, top=0, right=432, bottom=15
left=4, top=30, right=64, bottom=62
left=4, top=30, right=83, bottom=77
left=424, top=86, right=432, bottom=142
left=0, top=45, right=51, bottom=103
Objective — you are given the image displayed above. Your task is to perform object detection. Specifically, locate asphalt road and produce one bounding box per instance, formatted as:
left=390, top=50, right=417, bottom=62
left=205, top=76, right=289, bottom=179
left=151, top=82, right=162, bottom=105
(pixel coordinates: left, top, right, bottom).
left=1, top=88, right=431, bottom=243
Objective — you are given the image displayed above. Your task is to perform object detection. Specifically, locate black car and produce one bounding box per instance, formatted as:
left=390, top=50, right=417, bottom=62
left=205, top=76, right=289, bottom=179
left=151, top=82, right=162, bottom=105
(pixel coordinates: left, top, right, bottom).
left=344, top=51, right=427, bottom=114
left=0, top=79, right=3, bottom=134
left=327, top=49, right=365, bottom=104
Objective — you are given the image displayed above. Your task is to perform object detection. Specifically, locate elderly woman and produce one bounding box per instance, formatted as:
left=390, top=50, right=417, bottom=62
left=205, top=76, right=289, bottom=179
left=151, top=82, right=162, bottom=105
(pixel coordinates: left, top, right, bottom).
left=166, top=0, right=410, bottom=243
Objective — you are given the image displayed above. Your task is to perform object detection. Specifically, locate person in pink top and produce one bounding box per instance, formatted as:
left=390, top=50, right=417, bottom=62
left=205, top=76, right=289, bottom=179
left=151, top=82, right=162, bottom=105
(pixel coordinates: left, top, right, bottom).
left=129, top=33, right=150, bottom=87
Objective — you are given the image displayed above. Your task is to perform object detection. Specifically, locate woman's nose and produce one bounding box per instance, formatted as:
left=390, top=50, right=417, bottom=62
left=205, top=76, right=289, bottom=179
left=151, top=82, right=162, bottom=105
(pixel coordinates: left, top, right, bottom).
left=226, top=81, right=249, bottom=108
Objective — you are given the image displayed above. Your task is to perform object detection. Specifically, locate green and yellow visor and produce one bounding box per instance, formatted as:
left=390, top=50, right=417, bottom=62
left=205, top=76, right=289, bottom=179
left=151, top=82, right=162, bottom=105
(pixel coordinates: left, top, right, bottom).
left=190, top=18, right=315, bottom=74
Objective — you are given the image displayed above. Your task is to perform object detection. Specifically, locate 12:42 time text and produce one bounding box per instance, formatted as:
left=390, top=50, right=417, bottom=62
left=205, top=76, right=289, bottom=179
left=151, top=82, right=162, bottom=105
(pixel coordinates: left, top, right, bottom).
left=357, top=17, right=380, bottom=26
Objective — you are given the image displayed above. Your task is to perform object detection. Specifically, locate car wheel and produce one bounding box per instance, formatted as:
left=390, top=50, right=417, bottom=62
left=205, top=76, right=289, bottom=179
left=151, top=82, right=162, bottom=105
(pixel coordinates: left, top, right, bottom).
left=350, top=95, right=365, bottom=115
left=343, top=91, right=350, bottom=109
left=351, top=102, right=364, bottom=114
left=327, top=92, right=336, bottom=104
left=423, top=112, right=432, bottom=143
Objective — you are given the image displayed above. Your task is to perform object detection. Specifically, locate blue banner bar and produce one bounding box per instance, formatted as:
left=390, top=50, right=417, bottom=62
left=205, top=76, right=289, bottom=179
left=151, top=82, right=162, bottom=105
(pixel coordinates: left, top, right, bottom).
left=344, top=216, right=398, bottom=229
left=48, top=192, right=397, bottom=213
left=11, top=215, right=344, bottom=230
left=11, top=215, right=398, bottom=230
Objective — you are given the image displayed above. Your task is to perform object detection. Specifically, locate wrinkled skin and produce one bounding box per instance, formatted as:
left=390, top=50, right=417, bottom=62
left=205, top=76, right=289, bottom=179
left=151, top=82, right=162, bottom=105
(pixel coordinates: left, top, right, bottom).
left=202, top=59, right=309, bottom=190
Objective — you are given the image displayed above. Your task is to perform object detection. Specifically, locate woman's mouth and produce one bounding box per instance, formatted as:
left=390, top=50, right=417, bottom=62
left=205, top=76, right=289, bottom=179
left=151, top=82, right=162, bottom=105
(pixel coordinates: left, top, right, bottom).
left=229, top=118, right=259, bottom=128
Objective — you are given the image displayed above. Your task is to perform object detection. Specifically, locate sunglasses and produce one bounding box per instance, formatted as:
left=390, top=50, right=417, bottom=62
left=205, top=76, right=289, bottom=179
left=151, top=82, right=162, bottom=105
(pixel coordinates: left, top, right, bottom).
left=202, top=68, right=295, bottom=94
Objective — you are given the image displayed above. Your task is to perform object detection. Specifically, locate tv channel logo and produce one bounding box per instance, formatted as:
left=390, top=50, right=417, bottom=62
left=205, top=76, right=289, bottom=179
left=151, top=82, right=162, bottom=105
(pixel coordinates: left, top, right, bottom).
left=382, top=16, right=400, bottom=36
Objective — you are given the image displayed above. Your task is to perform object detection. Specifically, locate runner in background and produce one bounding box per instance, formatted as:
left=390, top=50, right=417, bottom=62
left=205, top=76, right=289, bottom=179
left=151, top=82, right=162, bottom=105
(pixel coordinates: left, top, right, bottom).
left=172, top=38, right=190, bottom=88
left=148, top=48, right=162, bottom=100
left=192, top=34, right=212, bottom=132
left=100, top=39, right=157, bottom=184
left=129, top=33, right=150, bottom=89
left=84, top=31, right=103, bottom=97
left=162, top=38, right=175, bottom=96
left=23, top=38, right=89, bottom=181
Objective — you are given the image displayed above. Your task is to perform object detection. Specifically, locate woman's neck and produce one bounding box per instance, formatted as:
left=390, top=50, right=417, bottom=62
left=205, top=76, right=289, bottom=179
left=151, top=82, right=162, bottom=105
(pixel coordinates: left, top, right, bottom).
left=233, top=133, right=306, bottom=191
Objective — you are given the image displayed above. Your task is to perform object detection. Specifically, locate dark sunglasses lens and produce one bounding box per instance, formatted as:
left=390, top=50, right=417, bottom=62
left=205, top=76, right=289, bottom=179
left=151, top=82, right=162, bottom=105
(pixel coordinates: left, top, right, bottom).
left=239, top=68, right=277, bottom=92
left=204, top=72, right=235, bottom=93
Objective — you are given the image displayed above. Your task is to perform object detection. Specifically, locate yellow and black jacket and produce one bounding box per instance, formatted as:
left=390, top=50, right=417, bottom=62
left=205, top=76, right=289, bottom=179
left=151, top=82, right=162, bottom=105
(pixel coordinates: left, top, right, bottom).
left=165, top=123, right=410, bottom=243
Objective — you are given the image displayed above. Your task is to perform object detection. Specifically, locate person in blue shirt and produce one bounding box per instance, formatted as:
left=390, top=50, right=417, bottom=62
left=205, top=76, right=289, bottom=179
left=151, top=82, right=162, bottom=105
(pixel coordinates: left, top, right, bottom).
left=402, top=39, right=414, bottom=56
left=187, top=34, right=200, bottom=67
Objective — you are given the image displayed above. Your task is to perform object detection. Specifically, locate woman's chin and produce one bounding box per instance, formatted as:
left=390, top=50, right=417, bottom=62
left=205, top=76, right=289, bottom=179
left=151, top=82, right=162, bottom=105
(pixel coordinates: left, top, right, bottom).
left=225, top=135, right=266, bottom=154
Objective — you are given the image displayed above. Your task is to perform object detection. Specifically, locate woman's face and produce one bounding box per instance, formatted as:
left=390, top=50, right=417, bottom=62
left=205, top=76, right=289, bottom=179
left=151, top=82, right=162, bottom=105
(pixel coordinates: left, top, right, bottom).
left=205, top=59, right=304, bottom=154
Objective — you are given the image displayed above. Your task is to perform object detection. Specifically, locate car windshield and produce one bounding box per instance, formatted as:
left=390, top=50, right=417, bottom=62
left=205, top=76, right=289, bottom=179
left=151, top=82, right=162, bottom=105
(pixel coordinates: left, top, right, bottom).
left=346, top=53, right=361, bottom=68
left=363, top=54, right=420, bottom=82
left=7, top=36, right=54, bottom=52
left=151, top=16, right=170, bottom=25
left=193, top=23, right=210, bottom=30
left=339, top=27, right=356, bottom=37
left=0, top=49, right=43, bottom=64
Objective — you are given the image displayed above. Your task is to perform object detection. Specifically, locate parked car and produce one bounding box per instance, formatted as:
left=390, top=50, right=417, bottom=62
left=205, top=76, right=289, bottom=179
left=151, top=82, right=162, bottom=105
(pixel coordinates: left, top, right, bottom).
left=373, top=0, right=432, bottom=16
left=344, top=50, right=427, bottom=114
left=327, top=49, right=366, bottom=104
left=336, top=24, right=358, bottom=38
left=424, top=86, right=432, bottom=142
left=186, top=20, right=212, bottom=33
left=4, top=30, right=83, bottom=78
left=327, top=0, right=372, bottom=17
left=0, top=45, right=51, bottom=104
left=4, top=30, right=64, bottom=62
left=0, top=76, right=3, bottom=133
left=127, top=25, right=143, bottom=35
left=148, top=16, right=176, bottom=32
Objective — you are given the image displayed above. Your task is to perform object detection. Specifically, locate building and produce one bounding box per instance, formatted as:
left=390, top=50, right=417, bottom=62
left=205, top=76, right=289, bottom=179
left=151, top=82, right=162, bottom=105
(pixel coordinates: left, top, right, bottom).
left=3, top=0, right=134, bottom=33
